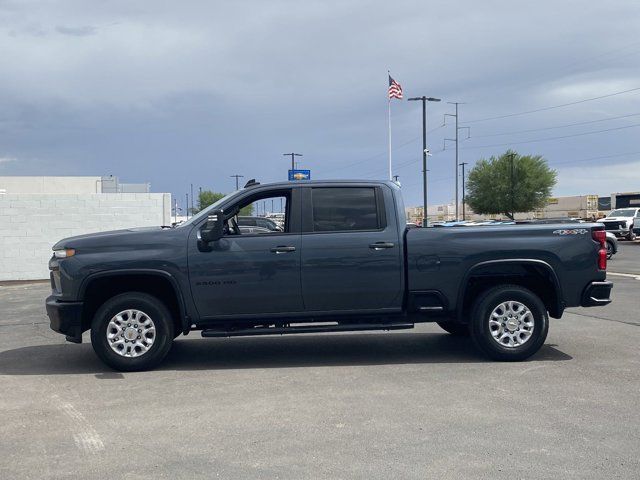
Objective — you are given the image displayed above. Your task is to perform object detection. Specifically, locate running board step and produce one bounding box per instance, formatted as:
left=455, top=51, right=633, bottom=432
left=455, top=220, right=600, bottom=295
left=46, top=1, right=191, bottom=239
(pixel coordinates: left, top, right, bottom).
left=201, top=323, right=414, bottom=338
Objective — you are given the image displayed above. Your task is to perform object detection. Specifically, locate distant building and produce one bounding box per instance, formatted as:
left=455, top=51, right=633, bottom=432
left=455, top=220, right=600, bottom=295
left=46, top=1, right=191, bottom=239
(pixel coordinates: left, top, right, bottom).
left=0, top=175, right=169, bottom=281
left=0, top=175, right=150, bottom=194
left=406, top=192, right=620, bottom=223
left=611, top=191, right=640, bottom=209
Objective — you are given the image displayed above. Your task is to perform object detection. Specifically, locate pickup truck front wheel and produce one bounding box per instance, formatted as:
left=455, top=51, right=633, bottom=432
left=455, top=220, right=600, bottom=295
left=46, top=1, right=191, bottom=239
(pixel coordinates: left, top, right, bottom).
left=90, top=292, right=174, bottom=371
left=470, top=285, right=548, bottom=361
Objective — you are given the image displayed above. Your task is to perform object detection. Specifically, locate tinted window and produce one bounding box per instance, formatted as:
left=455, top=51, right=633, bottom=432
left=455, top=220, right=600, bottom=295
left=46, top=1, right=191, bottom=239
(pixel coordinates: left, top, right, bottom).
left=312, top=187, right=380, bottom=231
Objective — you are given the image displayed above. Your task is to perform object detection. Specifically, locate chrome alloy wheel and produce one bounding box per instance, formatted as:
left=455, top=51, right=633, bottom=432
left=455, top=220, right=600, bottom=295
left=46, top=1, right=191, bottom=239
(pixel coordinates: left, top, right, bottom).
left=488, top=301, right=534, bottom=348
left=107, top=309, right=156, bottom=357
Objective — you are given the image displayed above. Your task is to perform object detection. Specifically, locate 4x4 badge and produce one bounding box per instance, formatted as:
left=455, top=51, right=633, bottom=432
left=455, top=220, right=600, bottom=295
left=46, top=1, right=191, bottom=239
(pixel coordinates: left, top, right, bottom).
left=552, top=229, right=588, bottom=235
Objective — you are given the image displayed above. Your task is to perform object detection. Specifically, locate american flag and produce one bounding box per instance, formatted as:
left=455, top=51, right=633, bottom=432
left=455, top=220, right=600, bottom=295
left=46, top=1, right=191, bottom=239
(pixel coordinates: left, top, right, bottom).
left=388, top=75, right=403, bottom=99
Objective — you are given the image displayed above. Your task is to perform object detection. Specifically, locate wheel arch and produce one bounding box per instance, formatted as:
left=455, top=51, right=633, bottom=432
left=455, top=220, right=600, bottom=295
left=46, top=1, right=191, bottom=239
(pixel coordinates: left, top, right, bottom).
left=457, top=259, right=564, bottom=322
left=79, top=269, right=189, bottom=335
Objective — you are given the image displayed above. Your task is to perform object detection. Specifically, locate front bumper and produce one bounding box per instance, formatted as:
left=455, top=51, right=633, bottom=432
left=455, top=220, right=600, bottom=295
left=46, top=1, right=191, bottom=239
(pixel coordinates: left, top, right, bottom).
left=46, top=296, right=84, bottom=343
left=602, top=227, right=632, bottom=237
left=581, top=281, right=613, bottom=307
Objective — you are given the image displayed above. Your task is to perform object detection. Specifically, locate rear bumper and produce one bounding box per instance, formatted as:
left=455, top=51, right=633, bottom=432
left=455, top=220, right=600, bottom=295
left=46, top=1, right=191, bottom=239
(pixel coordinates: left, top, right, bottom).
left=45, top=296, right=84, bottom=343
left=581, top=281, right=613, bottom=307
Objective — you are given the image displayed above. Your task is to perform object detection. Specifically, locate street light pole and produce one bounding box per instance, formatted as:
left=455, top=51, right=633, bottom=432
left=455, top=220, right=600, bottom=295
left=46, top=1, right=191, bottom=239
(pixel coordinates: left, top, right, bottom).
left=459, top=162, right=468, bottom=221
left=283, top=153, right=302, bottom=173
left=408, top=95, right=441, bottom=226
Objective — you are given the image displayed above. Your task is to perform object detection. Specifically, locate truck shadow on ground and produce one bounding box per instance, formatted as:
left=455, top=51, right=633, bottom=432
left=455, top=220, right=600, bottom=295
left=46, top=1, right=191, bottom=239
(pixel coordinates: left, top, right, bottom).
left=0, top=332, right=572, bottom=375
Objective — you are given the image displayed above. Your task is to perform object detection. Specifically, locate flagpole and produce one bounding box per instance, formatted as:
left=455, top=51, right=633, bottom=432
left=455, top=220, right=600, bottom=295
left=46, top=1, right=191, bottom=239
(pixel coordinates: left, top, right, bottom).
left=387, top=71, right=392, bottom=181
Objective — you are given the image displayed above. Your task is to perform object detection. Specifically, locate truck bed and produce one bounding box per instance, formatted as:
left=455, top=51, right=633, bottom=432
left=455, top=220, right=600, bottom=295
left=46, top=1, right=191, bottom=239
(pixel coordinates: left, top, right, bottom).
left=405, top=223, right=606, bottom=316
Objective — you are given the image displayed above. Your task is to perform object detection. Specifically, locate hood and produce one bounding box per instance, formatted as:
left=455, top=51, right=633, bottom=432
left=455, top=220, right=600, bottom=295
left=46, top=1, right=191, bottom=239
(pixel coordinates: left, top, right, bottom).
left=598, top=217, right=633, bottom=222
left=52, top=226, right=168, bottom=250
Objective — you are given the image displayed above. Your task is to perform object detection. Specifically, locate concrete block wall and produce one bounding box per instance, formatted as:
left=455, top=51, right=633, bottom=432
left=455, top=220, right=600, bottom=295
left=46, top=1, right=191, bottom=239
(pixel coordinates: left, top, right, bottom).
left=0, top=193, right=171, bottom=281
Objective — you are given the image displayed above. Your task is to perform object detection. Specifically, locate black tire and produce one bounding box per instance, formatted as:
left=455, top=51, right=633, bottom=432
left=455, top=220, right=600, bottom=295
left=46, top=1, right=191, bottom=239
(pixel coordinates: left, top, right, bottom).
left=90, top=292, right=174, bottom=371
left=469, top=285, right=548, bottom=361
left=436, top=321, right=470, bottom=336
left=606, top=240, right=614, bottom=259
left=627, top=230, right=636, bottom=241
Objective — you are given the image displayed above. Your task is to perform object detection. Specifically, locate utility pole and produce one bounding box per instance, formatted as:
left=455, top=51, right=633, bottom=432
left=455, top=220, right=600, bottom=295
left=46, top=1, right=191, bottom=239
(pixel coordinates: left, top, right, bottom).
left=185, top=193, right=189, bottom=219
left=444, top=102, right=469, bottom=221
left=508, top=152, right=516, bottom=220
left=283, top=153, right=302, bottom=173
left=408, top=95, right=441, bottom=226
left=190, top=184, right=194, bottom=216
left=459, top=162, right=468, bottom=221
left=230, top=174, right=244, bottom=190
left=173, top=197, right=178, bottom=224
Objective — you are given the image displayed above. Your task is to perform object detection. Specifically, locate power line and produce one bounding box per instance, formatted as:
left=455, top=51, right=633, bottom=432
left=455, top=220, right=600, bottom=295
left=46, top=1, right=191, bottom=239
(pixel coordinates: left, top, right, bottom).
left=461, top=122, right=640, bottom=150
left=470, top=112, right=640, bottom=138
left=463, top=87, right=640, bottom=124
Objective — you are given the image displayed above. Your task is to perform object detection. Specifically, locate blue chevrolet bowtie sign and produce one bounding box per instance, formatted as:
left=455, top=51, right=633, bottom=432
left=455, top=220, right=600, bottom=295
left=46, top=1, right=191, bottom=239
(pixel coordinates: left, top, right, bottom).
left=288, top=169, right=311, bottom=181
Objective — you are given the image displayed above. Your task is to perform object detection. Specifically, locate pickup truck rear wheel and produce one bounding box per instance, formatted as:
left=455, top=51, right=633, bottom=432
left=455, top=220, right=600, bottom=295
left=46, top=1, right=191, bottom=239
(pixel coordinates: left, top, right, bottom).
left=470, top=285, right=548, bottom=361
left=436, top=321, right=470, bottom=336
left=90, top=292, right=174, bottom=371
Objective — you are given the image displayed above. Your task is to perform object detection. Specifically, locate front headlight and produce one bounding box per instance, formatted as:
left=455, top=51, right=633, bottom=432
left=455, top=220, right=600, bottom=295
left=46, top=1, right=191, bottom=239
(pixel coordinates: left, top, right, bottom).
left=53, top=248, right=76, bottom=259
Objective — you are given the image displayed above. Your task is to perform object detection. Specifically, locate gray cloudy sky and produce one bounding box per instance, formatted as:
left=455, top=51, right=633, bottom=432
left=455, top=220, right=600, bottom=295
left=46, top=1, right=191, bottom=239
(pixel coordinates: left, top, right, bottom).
left=1, top=0, right=640, bottom=208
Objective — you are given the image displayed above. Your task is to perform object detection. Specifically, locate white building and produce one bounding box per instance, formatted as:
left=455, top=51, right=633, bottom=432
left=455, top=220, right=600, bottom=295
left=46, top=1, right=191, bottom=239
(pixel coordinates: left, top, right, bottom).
left=0, top=176, right=170, bottom=281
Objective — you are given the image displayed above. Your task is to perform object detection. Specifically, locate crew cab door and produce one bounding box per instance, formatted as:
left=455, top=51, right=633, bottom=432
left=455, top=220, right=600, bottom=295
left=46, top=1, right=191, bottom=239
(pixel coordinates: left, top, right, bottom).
left=300, top=185, right=403, bottom=312
left=188, top=187, right=303, bottom=318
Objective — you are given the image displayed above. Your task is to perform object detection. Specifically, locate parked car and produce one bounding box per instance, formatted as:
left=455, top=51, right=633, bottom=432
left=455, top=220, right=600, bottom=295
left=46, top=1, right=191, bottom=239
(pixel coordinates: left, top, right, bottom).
left=46, top=180, right=612, bottom=371
left=597, top=208, right=639, bottom=240
left=237, top=216, right=282, bottom=231
left=237, top=225, right=273, bottom=234
left=633, top=210, right=640, bottom=237
left=605, top=232, right=618, bottom=259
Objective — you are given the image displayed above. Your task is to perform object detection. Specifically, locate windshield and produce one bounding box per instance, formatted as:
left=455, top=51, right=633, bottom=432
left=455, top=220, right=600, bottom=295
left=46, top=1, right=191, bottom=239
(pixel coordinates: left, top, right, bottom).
left=176, top=190, right=241, bottom=227
left=608, top=209, right=636, bottom=217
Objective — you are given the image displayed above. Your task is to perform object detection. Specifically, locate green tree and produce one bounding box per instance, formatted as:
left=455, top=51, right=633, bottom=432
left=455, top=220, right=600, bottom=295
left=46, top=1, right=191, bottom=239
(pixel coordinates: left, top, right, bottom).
left=195, top=190, right=225, bottom=214
left=195, top=189, right=253, bottom=216
left=465, top=150, right=557, bottom=220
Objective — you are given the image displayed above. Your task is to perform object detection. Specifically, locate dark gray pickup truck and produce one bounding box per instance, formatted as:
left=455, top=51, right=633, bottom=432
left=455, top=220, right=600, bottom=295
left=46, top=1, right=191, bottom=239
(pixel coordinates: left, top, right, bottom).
left=46, top=180, right=613, bottom=371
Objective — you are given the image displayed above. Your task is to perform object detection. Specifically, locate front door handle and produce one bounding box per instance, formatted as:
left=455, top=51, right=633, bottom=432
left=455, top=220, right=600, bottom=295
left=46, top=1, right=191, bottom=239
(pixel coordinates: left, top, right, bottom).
left=270, top=246, right=296, bottom=254
left=369, top=242, right=395, bottom=250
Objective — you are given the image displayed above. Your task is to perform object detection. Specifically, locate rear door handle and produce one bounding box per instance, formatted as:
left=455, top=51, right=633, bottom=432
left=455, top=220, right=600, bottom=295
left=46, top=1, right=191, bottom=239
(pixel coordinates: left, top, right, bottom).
left=369, top=242, right=395, bottom=250
left=270, top=246, right=296, bottom=254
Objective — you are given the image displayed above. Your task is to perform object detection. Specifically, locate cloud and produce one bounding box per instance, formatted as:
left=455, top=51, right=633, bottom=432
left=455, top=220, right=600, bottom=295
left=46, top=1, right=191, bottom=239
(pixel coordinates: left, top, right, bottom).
left=55, top=25, right=96, bottom=37
left=555, top=160, right=640, bottom=196
left=0, top=0, right=638, bottom=207
left=0, top=157, right=17, bottom=164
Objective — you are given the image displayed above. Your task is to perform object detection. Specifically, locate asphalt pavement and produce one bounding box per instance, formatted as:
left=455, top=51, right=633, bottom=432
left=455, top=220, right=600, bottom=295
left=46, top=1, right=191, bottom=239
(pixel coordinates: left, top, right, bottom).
left=0, top=244, right=639, bottom=479
left=608, top=237, right=640, bottom=275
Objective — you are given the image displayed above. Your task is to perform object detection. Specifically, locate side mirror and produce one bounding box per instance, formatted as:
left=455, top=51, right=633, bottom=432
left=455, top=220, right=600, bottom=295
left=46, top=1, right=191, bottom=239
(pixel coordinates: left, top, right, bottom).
left=199, top=210, right=224, bottom=243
